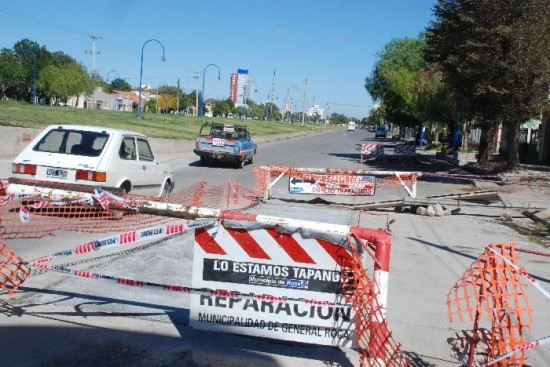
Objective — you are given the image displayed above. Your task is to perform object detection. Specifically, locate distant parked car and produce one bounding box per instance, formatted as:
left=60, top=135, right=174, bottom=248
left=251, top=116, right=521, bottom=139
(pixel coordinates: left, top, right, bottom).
left=193, top=122, right=256, bottom=168
left=11, top=124, right=174, bottom=197
left=375, top=126, right=388, bottom=139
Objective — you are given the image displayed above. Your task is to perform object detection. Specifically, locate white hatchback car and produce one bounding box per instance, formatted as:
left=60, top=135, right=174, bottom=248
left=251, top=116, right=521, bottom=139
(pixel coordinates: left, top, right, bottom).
left=12, top=125, right=174, bottom=197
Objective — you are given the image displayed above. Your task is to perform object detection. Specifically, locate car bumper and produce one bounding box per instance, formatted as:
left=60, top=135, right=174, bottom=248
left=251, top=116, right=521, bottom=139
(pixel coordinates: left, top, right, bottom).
left=194, top=149, right=246, bottom=161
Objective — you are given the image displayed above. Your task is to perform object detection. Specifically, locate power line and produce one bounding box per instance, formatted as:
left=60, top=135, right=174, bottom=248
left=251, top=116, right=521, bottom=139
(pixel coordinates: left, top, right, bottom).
left=0, top=6, right=214, bottom=91
left=0, top=6, right=89, bottom=38
left=327, top=102, right=371, bottom=108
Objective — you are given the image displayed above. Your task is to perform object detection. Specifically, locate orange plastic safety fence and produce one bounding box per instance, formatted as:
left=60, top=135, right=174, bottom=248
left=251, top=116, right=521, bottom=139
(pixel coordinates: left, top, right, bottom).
left=0, top=242, right=31, bottom=295
left=0, top=179, right=263, bottom=240
left=446, top=243, right=533, bottom=366
left=252, top=166, right=272, bottom=194
left=342, top=238, right=409, bottom=367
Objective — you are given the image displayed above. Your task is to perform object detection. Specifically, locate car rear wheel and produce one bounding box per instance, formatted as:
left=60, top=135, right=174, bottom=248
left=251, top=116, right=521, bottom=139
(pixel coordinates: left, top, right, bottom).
left=200, top=155, right=208, bottom=166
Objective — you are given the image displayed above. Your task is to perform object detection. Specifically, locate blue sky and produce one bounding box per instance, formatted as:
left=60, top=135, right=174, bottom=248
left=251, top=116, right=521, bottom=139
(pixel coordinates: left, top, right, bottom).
left=0, top=1, right=436, bottom=118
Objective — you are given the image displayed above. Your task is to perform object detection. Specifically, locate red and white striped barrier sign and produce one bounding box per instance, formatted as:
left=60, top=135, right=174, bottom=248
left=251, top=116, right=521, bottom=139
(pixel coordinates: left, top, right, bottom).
left=190, top=224, right=356, bottom=347
left=394, top=144, right=416, bottom=156
left=361, top=144, right=384, bottom=161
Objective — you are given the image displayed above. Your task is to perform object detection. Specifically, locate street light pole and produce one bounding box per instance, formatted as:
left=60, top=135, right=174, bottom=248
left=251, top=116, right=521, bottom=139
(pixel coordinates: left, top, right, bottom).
left=18, top=50, right=37, bottom=105
left=200, top=63, right=221, bottom=118
left=106, top=70, right=121, bottom=111
left=138, top=39, right=166, bottom=119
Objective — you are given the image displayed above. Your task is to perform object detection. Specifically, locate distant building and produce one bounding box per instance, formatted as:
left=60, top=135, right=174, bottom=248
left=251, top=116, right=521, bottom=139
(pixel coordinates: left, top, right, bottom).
left=307, top=104, right=325, bottom=120
left=230, top=69, right=253, bottom=107
left=67, top=87, right=133, bottom=111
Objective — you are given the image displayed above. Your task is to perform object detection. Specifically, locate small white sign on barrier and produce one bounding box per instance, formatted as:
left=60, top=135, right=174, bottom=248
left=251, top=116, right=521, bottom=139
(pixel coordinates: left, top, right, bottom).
left=288, top=175, right=376, bottom=196
left=190, top=225, right=355, bottom=346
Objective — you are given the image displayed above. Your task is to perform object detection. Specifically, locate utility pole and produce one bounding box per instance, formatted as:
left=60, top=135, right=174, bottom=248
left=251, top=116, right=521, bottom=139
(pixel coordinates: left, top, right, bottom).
left=283, top=88, right=290, bottom=122
left=86, top=35, right=102, bottom=75
left=194, top=72, right=199, bottom=116
left=269, top=69, right=276, bottom=122
left=156, top=84, right=160, bottom=114
left=301, top=77, right=307, bottom=126
left=176, top=78, right=180, bottom=113
left=85, top=35, right=102, bottom=109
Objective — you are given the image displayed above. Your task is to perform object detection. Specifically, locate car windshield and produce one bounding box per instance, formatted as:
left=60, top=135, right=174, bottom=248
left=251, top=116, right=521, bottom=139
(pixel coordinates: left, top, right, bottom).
left=33, top=129, right=109, bottom=157
left=209, top=124, right=245, bottom=139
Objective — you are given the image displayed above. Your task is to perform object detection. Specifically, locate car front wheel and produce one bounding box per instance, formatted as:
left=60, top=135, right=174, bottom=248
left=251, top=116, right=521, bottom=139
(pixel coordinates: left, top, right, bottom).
left=160, top=180, right=172, bottom=197
left=119, top=181, right=131, bottom=194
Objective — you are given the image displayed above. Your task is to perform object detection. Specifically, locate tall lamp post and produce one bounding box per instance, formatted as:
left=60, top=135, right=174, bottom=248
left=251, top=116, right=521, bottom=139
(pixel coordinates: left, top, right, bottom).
left=242, top=80, right=257, bottom=119
left=138, top=39, right=166, bottom=119
left=17, top=50, right=37, bottom=105
left=200, top=63, right=221, bottom=117
left=106, top=70, right=121, bottom=111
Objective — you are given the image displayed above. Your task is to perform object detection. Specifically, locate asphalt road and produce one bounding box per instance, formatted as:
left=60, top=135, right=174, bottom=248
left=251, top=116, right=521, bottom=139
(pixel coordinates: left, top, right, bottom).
left=1, top=128, right=549, bottom=367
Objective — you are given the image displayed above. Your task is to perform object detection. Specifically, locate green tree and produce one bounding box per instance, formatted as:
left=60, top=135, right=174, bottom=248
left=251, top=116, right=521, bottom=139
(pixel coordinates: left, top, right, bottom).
left=427, top=0, right=550, bottom=169
left=414, top=66, right=457, bottom=148
left=13, top=40, right=43, bottom=102
left=366, top=107, right=384, bottom=127
left=365, top=37, right=428, bottom=129
left=37, top=62, right=91, bottom=105
left=178, top=91, right=194, bottom=112
left=0, top=49, right=20, bottom=99
left=212, top=100, right=227, bottom=117
left=240, top=100, right=264, bottom=119
left=107, top=78, right=132, bottom=92
left=330, top=113, right=348, bottom=125
left=37, top=64, right=63, bottom=104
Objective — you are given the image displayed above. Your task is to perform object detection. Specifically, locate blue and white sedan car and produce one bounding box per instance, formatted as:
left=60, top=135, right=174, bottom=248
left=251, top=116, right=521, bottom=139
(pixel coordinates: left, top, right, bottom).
left=193, top=122, right=257, bottom=168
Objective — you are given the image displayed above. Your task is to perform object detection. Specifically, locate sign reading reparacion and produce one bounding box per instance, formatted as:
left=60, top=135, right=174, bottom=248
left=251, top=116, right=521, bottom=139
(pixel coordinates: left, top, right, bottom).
left=288, top=174, right=375, bottom=196
left=190, top=225, right=355, bottom=346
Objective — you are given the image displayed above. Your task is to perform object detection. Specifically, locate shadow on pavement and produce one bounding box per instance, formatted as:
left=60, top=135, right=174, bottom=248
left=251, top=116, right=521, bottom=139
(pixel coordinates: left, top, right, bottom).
left=407, top=237, right=550, bottom=284
left=1, top=287, right=356, bottom=367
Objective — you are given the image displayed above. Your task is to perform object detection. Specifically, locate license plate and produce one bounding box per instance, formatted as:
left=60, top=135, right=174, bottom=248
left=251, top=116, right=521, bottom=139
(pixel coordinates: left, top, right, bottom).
left=46, top=168, right=68, bottom=179
left=212, top=138, right=225, bottom=147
